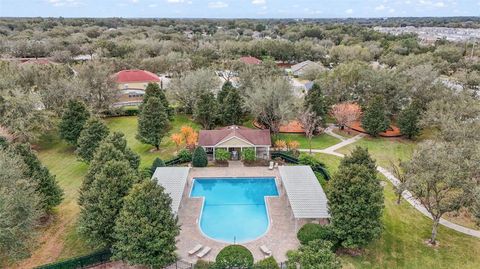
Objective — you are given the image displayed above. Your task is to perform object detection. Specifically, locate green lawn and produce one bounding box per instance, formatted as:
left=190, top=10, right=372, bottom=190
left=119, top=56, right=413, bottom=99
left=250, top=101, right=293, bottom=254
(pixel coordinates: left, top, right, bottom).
left=341, top=177, right=480, bottom=269
left=27, top=116, right=480, bottom=268
left=25, top=115, right=197, bottom=266
left=104, top=115, right=200, bottom=168
left=276, top=133, right=341, bottom=150
left=337, top=137, right=416, bottom=168
left=307, top=151, right=480, bottom=269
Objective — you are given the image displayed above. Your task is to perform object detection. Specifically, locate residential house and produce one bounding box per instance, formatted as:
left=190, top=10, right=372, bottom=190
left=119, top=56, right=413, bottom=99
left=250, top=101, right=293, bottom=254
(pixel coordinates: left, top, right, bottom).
left=113, top=69, right=161, bottom=107
left=290, top=60, right=323, bottom=77
left=239, top=56, right=262, bottom=65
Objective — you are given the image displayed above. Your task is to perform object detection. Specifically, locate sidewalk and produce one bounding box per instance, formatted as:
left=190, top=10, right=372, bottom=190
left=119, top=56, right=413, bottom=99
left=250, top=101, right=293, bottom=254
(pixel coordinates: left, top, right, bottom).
left=305, top=131, right=480, bottom=239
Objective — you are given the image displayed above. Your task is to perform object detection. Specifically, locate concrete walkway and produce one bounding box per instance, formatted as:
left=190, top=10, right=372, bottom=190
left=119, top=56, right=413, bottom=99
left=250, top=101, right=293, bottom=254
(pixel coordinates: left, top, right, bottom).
left=298, top=133, right=364, bottom=157
left=324, top=125, right=346, bottom=141
left=304, top=130, right=480, bottom=239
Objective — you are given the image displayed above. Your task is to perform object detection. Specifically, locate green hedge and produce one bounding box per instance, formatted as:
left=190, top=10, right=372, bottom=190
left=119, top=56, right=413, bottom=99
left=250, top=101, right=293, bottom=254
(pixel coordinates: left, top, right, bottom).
left=254, top=256, right=279, bottom=269
left=215, top=148, right=230, bottom=161
left=242, top=148, right=256, bottom=161
left=216, top=245, right=254, bottom=268
left=297, top=223, right=337, bottom=246
left=35, top=249, right=111, bottom=269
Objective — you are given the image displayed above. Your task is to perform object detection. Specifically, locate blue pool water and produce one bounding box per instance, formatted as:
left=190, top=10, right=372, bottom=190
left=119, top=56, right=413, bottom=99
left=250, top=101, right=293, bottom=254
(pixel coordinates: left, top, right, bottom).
left=190, top=177, right=278, bottom=243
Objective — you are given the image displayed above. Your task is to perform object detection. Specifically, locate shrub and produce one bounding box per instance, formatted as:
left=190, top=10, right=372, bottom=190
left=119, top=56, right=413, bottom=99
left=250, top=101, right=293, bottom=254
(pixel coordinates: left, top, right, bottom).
left=298, top=154, right=324, bottom=167
left=192, top=147, right=208, bottom=167
left=242, top=148, right=256, bottom=161
left=150, top=157, right=165, bottom=175
left=215, top=148, right=230, bottom=161
left=195, top=260, right=214, bottom=269
left=254, top=256, right=279, bottom=269
left=297, top=224, right=338, bottom=248
left=177, top=149, right=192, bottom=162
left=216, top=245, right=254, bottom=268
left=274, top=139, right=286, bottom=149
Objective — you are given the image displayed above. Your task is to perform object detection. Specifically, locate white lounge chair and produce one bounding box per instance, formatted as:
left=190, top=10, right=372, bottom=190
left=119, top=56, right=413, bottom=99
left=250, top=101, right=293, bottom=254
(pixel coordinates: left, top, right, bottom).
left=188, top=244, right=203, bottom=255
left=197, top=246, right=211, bottom=258
left=260, top=245, right=272, bottom=257
left=269, top=161, right=274, bottom=170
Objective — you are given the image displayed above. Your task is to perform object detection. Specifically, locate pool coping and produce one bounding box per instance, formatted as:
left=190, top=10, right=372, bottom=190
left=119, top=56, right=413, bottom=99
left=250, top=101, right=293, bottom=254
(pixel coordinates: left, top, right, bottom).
left=188, top=176, right=280, bottom=245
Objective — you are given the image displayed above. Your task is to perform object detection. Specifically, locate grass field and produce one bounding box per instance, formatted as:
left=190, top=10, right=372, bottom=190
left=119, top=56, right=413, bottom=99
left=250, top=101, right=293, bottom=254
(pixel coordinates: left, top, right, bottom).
left=105, top=115, right=200, bottom=168
left=19, top=116, right=480, bottom=268
left=19, top=115, right=198, bottom=267
left=276, top=133, right=341, bottom=150
left=308, top=151, right=480, bottom=269
left=341, top=177, right=480, bottom=269
left=336, top=137, right=416, bottom=168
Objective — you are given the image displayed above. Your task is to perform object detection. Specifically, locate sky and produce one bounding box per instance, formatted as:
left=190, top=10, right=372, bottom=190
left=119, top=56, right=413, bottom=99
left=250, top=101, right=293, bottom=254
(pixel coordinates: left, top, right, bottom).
left=0, top=0, right=479, bottom=18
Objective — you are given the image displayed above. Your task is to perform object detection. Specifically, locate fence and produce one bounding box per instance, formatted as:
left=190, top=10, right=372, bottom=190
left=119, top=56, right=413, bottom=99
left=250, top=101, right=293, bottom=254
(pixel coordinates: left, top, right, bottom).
left=36, top=255, right=296, bottom=269
left=35, top=249, right=111, bottom=269
left=165, top=156, right=187, bottom=166
left=271, top=151, right=331, bottom=181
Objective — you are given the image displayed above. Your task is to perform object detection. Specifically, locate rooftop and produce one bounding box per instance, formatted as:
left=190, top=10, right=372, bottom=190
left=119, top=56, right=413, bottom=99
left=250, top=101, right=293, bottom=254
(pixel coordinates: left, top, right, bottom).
left=198, top=125, right=271, bottom=147
left=239, top=56, right=262, bottom=65
left=114, top=69, right=160, bottom=83
left=278, top=166, right=330, bottom=219
left=152, top=167, right=190, bottom=214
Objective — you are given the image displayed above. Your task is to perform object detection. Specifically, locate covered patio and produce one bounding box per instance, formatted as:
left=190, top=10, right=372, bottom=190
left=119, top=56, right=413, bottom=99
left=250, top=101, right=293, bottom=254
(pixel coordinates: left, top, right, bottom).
left=198, top=125, right=271, bottom=160
left=278, top=165, right=330, bottom=230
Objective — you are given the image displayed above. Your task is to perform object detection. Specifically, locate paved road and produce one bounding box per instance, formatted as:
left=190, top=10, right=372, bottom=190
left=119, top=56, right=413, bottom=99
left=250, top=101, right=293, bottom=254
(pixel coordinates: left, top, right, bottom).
left=300, top=131, right=480, bottom=239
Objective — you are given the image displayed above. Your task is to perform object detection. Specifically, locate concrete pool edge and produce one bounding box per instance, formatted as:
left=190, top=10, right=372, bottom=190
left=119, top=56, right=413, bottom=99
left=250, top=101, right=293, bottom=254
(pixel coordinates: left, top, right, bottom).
left=189, top=177, right=279, bottom=244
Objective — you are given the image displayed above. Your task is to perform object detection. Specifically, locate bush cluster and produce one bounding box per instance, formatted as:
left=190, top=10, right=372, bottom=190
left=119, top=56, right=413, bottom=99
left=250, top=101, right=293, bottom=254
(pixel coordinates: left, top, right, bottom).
left=297, top=223, right=339, bottom=250
left=192, top=147, right=208, bottom=167
left=215, top=245, right=254, bottom=268
left=215, top=148, right=230, bottom=161
left=242, top=148, right=256, bottom=161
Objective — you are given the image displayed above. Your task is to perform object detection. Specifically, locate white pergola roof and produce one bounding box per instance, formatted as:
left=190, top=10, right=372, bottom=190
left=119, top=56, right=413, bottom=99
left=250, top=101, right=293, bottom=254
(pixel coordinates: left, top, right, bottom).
left=152, top=167, right=190, bottom=214
left=279, top=166, right=330, bottom=219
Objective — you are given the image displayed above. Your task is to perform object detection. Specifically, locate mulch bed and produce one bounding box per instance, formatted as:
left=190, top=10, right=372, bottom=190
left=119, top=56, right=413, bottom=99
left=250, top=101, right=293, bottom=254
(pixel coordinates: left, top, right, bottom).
left=212, top=160, right=229, bottom=167
left=243, top=159, right=270, bottom=167
left=346, top=120, right=402, bottom=137
left=253, top=120, right=305, bottom=133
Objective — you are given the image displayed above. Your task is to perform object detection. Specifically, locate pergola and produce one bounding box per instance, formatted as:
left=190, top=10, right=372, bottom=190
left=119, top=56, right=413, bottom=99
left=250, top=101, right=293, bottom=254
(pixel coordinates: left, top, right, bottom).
left=278, top=165, right=330, bottom=230
left=152, top=167, right=190, bottom=215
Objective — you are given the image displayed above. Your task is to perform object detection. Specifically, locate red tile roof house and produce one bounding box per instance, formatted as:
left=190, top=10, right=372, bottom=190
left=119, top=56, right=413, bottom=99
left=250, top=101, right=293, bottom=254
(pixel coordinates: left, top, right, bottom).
left=239, top=56, right=262, bottom=65
left=112, top=69, right=161, bottom=107
left=198, top=125, right=271, bottom=160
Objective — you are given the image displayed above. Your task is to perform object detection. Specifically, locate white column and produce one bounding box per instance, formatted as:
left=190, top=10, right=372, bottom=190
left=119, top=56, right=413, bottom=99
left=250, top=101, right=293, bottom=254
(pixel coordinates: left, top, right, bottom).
left=254, top=147, right=257, bottom=159
left=266, top=146, right=270, bottom=159
left=212, top=147, right=215, bottom=160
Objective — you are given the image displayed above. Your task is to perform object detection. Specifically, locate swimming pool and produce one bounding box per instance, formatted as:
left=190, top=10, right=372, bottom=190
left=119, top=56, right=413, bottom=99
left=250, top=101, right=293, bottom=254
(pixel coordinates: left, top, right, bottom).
left=190, top=177, right=278, bottom=243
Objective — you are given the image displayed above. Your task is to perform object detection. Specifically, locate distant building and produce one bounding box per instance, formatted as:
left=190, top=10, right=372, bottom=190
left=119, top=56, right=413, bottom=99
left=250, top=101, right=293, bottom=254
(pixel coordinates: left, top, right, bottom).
left=290, top=60, right=323, bottom=77
left=113, top=69, right=161, bottom=107
left=239, top=56, right=262, bottom=65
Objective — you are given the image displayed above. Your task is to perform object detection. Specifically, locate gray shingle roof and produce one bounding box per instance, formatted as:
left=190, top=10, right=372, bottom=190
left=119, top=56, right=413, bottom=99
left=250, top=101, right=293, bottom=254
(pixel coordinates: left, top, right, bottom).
left=152, top=167, right=190, bottom=214
left=279, top=166, right=330, bottom=219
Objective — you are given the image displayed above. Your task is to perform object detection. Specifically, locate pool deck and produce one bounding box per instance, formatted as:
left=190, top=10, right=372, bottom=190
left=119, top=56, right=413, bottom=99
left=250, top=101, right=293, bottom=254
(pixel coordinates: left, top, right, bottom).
left=176, top=162, right=300, bottom=263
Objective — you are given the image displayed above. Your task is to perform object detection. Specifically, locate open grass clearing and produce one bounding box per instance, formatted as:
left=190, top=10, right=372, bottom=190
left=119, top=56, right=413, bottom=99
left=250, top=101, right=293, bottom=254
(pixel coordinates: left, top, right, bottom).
left=276, top=133, right=341, bottom=150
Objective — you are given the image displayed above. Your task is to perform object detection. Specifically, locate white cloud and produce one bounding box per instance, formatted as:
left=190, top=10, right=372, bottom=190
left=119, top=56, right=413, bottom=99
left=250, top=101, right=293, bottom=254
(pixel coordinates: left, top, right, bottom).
left=208, top=1, right=228, bottom=8
left=375, top=4, right=386, bottom=11
left=434, top=1, right=446, bottom=7
left=252, top=0, right=266, bottom=4
left=46, top=0, right=82, bottom=7
left=345, top=8, right=354, bottom=14
left=148, top=3, right=157, bottom=7
left=130, top=0, right=139, bottom=3
left=167, top=0, right=185, bottom=3
left=389, top=8, right=395, bottom=13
